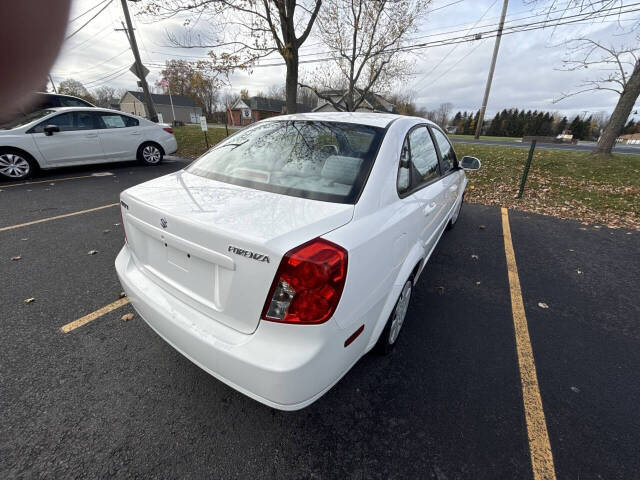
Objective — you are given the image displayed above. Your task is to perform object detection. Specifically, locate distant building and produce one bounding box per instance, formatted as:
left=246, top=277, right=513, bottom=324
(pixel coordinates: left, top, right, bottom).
left=119, top=91, right=202, bottom=124
left=228, top=97, right=310, bottom=126
left=313, top=89, right=394, bottom=113
left=617, top=132, right=640, bottom=144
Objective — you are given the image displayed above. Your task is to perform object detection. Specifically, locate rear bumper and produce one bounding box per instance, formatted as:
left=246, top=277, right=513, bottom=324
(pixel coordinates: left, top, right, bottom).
left=161, top=136, right=178, bottom=155
left=115, top=245, right=360, bottom=410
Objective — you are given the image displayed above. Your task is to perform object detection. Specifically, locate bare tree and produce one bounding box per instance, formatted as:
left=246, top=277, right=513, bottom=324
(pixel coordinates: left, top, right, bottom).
left=554, top=38, right=639, bottom=154
left=143, top=0, right=321, bottom=114
left=300, top=0, right=430, bottom=112
left=435, top=102, right=453, bottom=127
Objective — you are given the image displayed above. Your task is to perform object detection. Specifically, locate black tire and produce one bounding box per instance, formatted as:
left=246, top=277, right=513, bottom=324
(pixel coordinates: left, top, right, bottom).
left=0, top=148, right=38, bottom=181
left=447, top=194, right=464, bottom=230
left=137, top=142, right=164, bottom=166
left=376, top=277, right=414, bottom=355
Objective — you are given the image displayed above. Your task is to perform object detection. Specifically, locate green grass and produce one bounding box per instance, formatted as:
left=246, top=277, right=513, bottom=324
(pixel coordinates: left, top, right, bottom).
left=450, top=134, right=521, bottom=142
left=173, top=125, right=230, bottom=159
left=456, top=144, right=640, bottom=229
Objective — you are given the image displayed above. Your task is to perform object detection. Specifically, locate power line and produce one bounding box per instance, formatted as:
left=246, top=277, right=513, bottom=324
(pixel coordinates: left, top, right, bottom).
left=68, top=0, right=109, bottom=23
left=65, top=0, right=114, bottom=40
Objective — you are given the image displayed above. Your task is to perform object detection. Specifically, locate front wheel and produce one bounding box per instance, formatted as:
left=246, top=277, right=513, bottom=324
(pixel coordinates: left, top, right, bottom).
left=0, top=150, right=37, bottom=180
left=376, top=279, right=413, bottom=355
left=137, top=143, right=163, bottom=165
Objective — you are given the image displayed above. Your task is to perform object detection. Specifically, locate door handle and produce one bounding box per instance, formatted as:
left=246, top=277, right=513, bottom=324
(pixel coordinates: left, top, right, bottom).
left=422, top=203, right=436, bottom=216
left=85, top=133, right=98, bottom=138
left=130, top=131, right=141, bottom=135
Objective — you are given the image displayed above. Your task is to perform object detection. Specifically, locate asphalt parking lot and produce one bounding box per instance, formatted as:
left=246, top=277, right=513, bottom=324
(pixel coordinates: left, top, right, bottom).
left=1, top=160, right=639, bottom=479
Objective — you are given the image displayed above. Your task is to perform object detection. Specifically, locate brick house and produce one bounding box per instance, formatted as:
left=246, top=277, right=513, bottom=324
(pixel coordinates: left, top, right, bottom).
left=227, top=97, right=309, bottom=126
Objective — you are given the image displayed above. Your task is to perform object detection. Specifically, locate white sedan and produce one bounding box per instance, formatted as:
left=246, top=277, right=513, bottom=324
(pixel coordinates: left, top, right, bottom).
left=0, top=107, right=177, bottom=180
left=115, top=112, right=480, bottom=410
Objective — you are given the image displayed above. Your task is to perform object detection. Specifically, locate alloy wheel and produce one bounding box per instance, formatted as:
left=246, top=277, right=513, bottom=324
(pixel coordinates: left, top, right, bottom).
left=389, top=280, right=412, bottom=344
left=142, top=145, right=161, bottom=164
left=0, top=153, right=30, bottom=179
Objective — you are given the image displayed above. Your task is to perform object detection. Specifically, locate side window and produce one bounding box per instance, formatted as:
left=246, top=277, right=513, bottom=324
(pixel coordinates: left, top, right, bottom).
left=121, top=115, right=139, bottom=127
left=76, top=111, right=97, bottom=130
left=408, top=126, right=439, bottom=186
left=397, top=138, right=411, bottom=194
left=60, top=97, right=89, bottom=107
left=431, top=128, right=457, bottom=174
left=30, top=112, right=75, bottom=133
left=97, top=113, right=128, bottom=129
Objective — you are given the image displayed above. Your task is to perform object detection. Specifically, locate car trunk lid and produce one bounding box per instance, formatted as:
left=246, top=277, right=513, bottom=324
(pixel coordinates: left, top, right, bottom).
left=120, top=170, right=354, bottom=334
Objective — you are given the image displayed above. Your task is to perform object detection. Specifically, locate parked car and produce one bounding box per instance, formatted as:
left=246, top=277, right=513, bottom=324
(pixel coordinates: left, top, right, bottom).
left=0, top=107, right=177, bottom=180
left=115, top=112, right=481, bottom=410
left=29, top=92, right=96, bottom=109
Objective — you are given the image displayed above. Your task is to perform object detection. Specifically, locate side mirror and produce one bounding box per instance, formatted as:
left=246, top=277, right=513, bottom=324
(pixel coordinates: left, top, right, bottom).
left=44, top=125, right=60, bottom=136
left=460, top=156, right=481, bottom=170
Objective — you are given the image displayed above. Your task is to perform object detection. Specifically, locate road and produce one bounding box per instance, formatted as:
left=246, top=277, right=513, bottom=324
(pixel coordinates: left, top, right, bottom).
left=1, top=160, right=639, bottom=479
left=453, top=137, right=640, bottom=155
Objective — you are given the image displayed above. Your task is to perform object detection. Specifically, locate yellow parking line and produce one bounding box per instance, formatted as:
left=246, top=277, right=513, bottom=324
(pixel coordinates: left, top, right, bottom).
left=0, top=174, right=102, bottom=188
left=0, top=203, right=118, bottom=233
left=501, top=207, right=557, bottom=480
left=60, top=297, right=130, bottom=333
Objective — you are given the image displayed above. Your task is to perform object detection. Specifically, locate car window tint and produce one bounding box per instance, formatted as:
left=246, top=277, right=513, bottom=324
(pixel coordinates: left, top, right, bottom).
left=121, top=115, right=139, bottom=127
left=409, top=127, right=439, bottom=185
left=99, top=113, right=127, bottom=128
left=31, top=112, right=75, bottom=133
left=76, top=111, right=96, bottom=130
left=60, top=97, right=89, bottom=107
left=397, top=137, right=411, bottom=194
left=432, top=128, right=456, bottom=174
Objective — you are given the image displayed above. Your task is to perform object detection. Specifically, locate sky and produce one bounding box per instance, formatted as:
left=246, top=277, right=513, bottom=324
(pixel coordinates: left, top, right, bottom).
left=51, top=0, right=640, bottom=120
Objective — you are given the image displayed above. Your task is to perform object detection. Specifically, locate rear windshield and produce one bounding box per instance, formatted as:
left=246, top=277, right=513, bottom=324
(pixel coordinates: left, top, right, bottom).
left=1, top=109, right=55, bottom=130
left=186, top=120, right=386, bottom=204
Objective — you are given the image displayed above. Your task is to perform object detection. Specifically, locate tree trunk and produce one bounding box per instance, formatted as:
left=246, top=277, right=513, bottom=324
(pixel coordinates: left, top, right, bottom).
left=594, top=62, right=640, bottom=155
left=285, top=52, right=299, bottom=114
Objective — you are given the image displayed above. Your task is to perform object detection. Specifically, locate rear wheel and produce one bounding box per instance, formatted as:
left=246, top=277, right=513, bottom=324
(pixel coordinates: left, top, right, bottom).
left=137, top=142, right=163, bottom=165
left=0, top=149, right=37, bottom=180
left=376, top=279, right=413, bottom=355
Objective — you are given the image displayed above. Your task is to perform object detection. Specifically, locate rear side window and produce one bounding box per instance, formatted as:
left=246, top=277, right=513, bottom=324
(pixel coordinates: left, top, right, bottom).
left=97, top=113, right=138, bottom=128
left=431, top=128, right=457, bottom=174
left=60, top=97, right=91, bottom=107
left=187, top=120, right=385, bottom=204
left=397, top=125, right=440, bottom=196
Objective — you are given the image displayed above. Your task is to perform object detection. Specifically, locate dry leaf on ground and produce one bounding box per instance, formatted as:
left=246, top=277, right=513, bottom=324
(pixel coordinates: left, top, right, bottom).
left=24, top=297, right=35, bottom=304
left=11, top=256, right=21, bottom=261
left=87, top=250, right=98, bottom=255
left=121, top=313, right=134, bottom=322
left=538, top=302, right=549, bottom=309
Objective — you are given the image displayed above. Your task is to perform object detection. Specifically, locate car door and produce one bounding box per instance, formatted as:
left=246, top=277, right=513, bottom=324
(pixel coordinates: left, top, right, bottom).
left=397, top=125, right=449, bottom=258
left=430, top=127, right=463, bottom=219
left=95, top=112, right=141, bottom=160
left=29, top=111, right=105, bottom=166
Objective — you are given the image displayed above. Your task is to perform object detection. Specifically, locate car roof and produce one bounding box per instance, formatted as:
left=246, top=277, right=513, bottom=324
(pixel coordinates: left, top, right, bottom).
left=47, top=106, right=135, bottom=115
left=263, top=112, right=433, bottom=129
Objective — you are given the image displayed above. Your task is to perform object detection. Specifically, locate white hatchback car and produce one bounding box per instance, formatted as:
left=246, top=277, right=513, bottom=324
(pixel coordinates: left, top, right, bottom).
left=115, top=112, right=480, bottom=410
left=0, top=107, right=177, bottom=180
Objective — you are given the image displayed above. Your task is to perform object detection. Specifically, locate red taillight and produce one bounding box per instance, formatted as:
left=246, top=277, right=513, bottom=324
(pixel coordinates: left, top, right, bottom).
left=163, top=127, right=174, bottom=134
left=261, top=238, right=348, bottom=324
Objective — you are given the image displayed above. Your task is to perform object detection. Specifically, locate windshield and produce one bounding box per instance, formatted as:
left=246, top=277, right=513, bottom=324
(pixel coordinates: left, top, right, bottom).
left=1, top=109, right=55, bottom=130
left=186, top=120, right=386, bottom=204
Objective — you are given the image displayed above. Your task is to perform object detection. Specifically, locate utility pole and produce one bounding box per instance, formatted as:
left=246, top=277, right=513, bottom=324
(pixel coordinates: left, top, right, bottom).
left=474, top=0, right=509, bottom=139
left=118, top=0, right=157, bottom=122
left=48, top=74, right=57, bottom=93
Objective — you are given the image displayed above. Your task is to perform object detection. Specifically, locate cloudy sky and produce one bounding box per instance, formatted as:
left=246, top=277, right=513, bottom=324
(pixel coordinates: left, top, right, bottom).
left=52, top=0, right=639, bottom=119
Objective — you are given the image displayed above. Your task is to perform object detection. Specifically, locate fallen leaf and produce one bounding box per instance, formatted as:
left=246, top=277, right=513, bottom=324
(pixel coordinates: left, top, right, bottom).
left=21, top=238, right=28, bottom=241
left=471, top=254, right=479, bottom=260
left=11, top=256, right=21, bottom=261
left=479, top=225, right=486, bottom=229
left=475, top=281, right=481, bottom=285
left=119, top=291, right=127, bottom=298
left=87, top=250, right=98, bottom=255
left=113, top=223, right=121, bottom=226
left=121, top=313, right=134, bottom=322
left=576, top=269, right=583, bottom=275
left=570, top=386, right=580, bottom=393
left=538, top=302, right=549, bottom=309
left=102, top=229, right=110, bottom=234
left=24, top=297, right=35, bottom=304
left=49, top=183, right=55, bottom=186
left=436, top=286, right=445, bottom=295
left=568, top=249, right=574, bottom=252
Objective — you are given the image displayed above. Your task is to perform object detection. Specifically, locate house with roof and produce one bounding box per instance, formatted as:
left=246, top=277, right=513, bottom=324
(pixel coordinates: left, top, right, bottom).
left=119, top=91, right=202, bottom=124
left=228, top=97, right=310, bottom=126
left=617, top=132, right=640, bottom=145
left=313, top=89, right=394, bottom=113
